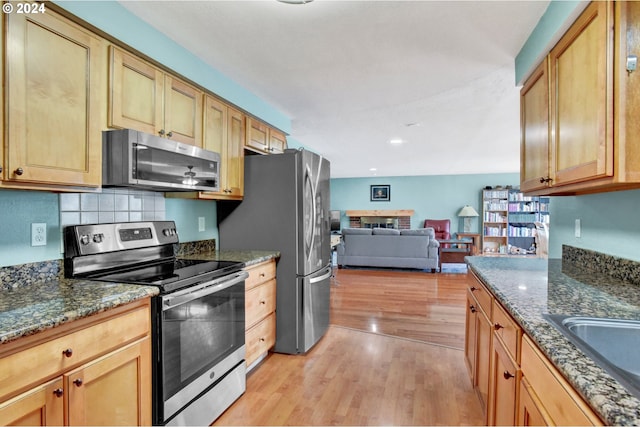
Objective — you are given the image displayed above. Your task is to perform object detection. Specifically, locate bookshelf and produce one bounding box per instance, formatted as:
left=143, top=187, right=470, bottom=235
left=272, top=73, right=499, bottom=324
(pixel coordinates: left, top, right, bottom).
left=482, top=189, right=508, bottom=254
left=507, top=190, right=550, bottom=255
left=482, top=188, right=550, bottom=255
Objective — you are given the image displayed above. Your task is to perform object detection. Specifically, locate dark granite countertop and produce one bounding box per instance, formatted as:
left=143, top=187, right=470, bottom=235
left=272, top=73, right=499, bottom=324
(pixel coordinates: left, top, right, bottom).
left=0, top=260, right=159, bottom=345
left=179, top=249, right=280, bottom=267
left=0, top=250, right=278, bottom=347
left=466, top=254, right=640, bottom=425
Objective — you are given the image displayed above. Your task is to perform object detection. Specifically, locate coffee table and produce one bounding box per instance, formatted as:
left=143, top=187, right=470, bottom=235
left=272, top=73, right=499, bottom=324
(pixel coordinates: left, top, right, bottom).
left=438, top=239, right=474, bottom=271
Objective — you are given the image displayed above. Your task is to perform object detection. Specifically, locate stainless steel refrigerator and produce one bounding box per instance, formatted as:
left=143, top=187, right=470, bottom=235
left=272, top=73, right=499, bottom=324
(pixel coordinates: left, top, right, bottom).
left=218, top=148, right=331, bottom=354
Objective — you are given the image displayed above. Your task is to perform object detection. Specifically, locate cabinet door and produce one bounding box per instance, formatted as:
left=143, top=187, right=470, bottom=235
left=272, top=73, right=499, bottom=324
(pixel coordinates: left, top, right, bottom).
left=549, top=1, right=613, bottom=187
left=5, top=11, right=105, bottom=186
left=109, top=46, right=164, bottom=137
left=201, top=95, right=227, bottom=198
left=226, top=107, right=245, bottom=197
left=0, top=378, right=64, bottom=426
left=245, top=118, right=269, bottom=153
left=517, top=377, right=552, bottom=426
left=203, top=96, right=227, bottom=161
left=269, top=129, right=287, bottom=154
left=163, top=75, right=202, bottom=146
left=476, top=305, right=492, bottom=414
left=66, top=337, right=151, bottom=426
left=520, top=58, right=550, bottom=193
left=488, top=336, right=520, bottom=426
left=464, top=291, right=478, bottom=380
left=200, top=98, right=244, bottom=200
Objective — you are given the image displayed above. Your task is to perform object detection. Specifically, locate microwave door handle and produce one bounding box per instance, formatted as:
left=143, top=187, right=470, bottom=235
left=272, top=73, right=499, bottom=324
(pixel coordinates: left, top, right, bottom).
left=162, top=271, right=249, bottom=311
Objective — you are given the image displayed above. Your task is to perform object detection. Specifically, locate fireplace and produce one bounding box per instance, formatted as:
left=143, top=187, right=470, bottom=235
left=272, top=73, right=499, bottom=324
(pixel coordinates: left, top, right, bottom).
left=361, top=216, right=399, bottom=229
left=346, top=210, right=414, bottom=230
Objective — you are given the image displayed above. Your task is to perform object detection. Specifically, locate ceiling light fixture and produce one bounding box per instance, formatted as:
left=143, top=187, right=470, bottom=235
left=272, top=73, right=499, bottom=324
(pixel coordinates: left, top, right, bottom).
left=277, top=0, right=314, bottom=4
left=389, top=138, right=404, bottom=145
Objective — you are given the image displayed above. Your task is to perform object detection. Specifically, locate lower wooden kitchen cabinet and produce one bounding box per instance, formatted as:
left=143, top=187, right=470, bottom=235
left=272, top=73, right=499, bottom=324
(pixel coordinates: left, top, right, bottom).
left=487, top=299, right=523, bottom=425
left=465, top=271, right=603, bottom=426
left=464, top=273, right=493, bottom=416
left=0, top=299, right=152, bottom=426
left=244, top=259, right=277, bottom=369
left=519, top=335, right=602, bottom=426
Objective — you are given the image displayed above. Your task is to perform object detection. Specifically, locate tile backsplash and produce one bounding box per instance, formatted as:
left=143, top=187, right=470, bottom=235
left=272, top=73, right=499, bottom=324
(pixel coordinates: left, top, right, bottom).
left=59, top=188, right=165, bottom=228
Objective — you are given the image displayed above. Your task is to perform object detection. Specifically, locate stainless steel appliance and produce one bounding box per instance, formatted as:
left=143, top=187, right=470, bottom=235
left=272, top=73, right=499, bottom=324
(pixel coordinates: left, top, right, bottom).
left=102, top=129, right=221, bottom=192
left=64, top=221, right=247, bottom=426
left=218, top=148, right=331, bottom=354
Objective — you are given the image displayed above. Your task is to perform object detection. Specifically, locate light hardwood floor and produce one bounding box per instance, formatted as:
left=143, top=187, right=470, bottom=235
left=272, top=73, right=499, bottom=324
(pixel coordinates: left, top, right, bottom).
left=214, top=267, right=484, bottom=426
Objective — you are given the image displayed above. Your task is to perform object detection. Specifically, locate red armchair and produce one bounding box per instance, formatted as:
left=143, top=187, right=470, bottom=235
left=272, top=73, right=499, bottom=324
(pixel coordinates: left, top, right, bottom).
left=424, top=219, right=451, bottom=247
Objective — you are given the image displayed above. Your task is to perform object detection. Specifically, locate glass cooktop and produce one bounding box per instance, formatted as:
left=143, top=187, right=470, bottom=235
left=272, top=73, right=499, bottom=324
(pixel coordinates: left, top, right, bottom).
left=88, top=258, right=244, bottom=293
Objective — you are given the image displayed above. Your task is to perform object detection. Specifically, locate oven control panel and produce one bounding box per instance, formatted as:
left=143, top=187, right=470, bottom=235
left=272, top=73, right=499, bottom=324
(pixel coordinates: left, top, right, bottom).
left=64, top=221, right=179, bottom=256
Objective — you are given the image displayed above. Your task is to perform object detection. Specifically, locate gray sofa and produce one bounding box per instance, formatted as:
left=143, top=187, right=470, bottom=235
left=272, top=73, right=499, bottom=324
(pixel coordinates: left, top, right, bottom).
left=336, top=227, right=439, bottom=272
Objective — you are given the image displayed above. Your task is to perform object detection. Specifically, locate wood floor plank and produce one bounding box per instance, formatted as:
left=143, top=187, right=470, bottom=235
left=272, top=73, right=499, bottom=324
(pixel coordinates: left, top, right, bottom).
left=214, top=268, right=483, bottom=426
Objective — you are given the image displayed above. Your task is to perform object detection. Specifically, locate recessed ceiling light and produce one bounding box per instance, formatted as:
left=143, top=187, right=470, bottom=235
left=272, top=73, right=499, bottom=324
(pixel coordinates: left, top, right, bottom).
left=389, top=139, right=404, bottom=145
left=277, top=0, right=314, bottom=4
left=369, top=168, right=377, bottom=172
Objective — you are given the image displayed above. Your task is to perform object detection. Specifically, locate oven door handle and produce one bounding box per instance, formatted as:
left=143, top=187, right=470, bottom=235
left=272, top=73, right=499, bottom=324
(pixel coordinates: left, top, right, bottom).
left=162, top=271, right=249, bottom=311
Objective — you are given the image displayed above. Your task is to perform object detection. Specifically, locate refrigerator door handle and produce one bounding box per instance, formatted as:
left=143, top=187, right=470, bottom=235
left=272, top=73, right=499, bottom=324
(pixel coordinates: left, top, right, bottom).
left=305, top=163, right=317, bottom=263
left=309, top=267, right=332, bottom=284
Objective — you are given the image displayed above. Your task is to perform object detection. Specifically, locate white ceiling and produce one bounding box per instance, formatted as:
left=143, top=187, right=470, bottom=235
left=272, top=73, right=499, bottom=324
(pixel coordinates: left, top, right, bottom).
left=119, top=0, right=550, bottom=178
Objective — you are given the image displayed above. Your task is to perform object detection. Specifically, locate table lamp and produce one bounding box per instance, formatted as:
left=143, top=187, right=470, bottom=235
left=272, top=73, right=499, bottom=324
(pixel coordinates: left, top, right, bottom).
left=458, top=205, right=479, bottom=232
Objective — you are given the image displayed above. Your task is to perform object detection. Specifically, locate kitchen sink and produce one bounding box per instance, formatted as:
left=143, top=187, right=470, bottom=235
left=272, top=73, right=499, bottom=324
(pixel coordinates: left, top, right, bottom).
left=544, top=314, right=640, bottom=398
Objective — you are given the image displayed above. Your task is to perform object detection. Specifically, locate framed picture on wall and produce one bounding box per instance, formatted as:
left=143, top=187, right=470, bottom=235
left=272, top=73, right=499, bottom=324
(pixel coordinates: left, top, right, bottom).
left=370, top=185, right=390, bottom=201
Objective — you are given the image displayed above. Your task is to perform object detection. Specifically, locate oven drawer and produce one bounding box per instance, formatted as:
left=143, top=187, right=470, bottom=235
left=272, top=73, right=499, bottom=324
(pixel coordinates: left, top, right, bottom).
left=0, top=303, right=150, bottom=401
left=244, top=260, right=276, bottom=291
left=245, top=312, right=276, bottom=367
left=245, top=279, right=276, bottom=330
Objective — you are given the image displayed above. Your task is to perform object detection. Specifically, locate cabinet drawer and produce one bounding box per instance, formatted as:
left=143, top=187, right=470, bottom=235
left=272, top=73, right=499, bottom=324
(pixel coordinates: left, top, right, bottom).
left=245, top=312, right=276, bottom=367
left=469, top=272, right=492, bottom=317
left=521, top=335, right=602, bottom=426
left=245, top=279, right=276, bottom=329
left=0, top=304, right=150, bottom=401
left=492, top=300, right=522, bottom=363
left=245, top=260, right=276, bottom=291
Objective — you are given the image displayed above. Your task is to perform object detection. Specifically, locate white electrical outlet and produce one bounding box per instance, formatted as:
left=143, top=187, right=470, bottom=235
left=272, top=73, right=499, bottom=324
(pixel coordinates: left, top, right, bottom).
left=575, top=219, right=581, bottom=238
left=198, top=217, right=205, bottom=232
left=31, top=223, right=47, bottom=246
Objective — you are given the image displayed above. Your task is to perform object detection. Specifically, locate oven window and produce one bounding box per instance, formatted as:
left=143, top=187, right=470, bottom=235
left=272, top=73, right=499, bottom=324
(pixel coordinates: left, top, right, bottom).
left=161, top=282, right=245, bottom=400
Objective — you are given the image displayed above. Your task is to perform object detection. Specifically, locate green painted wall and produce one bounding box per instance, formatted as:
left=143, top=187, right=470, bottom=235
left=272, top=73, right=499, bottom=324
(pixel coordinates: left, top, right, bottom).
left=0, top=190, right=217, bottom=267
left=330, top=173, right=520, bottom=235
left=515, top=1, right=584, bottom=84
left=548, top=190, right=640, bottom=261
left=0, top=190, right=61, bottom=266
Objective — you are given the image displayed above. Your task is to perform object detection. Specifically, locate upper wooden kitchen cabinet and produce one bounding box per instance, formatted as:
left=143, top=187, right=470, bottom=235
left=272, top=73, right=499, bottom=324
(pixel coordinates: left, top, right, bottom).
left=109, top=46, right=203, bottom=147
left=521, top=1, right=640, bottom=195
left=520, top=58, right=550, bottom=194
left=245, top=117, right=287, bottom=154
left=2, top=9, right=106, bottom=190
left=200, top=96, right=244, bottom=199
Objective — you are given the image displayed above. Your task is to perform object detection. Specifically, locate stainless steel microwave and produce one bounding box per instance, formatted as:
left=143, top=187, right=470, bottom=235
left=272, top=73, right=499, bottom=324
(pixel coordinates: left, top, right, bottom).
left=102, top=129, right=220, bottom=192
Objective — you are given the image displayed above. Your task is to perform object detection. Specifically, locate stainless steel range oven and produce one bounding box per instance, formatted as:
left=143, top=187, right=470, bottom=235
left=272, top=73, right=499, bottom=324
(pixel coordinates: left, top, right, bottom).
left=64, top=221, right=247, bottom=426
